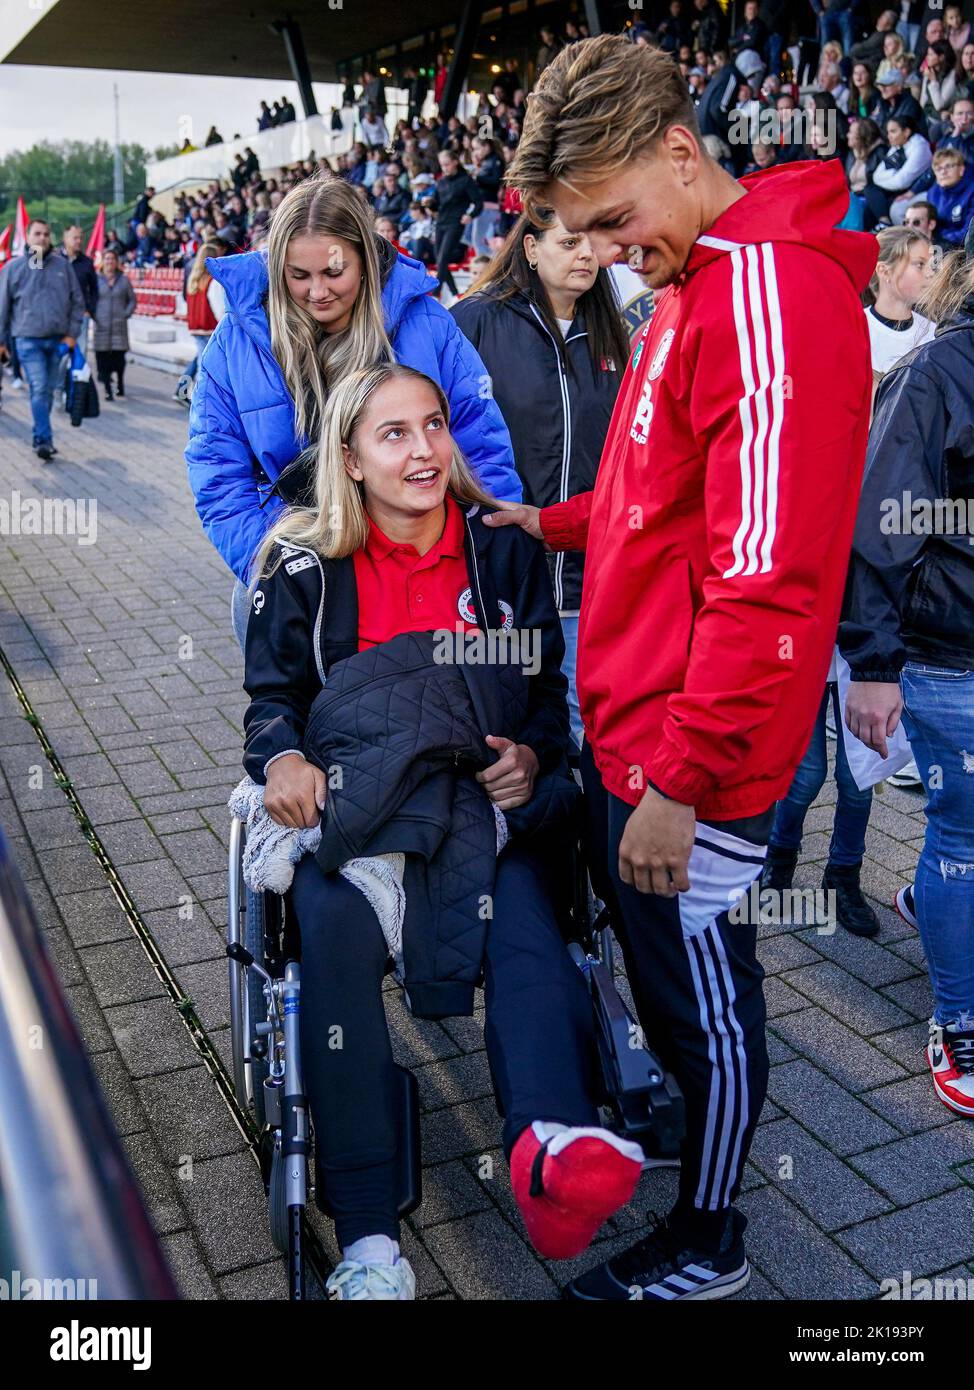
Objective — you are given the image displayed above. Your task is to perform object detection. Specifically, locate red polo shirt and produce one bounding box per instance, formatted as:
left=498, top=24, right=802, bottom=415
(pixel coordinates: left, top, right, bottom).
left=353, top=496, right=478, bottom=650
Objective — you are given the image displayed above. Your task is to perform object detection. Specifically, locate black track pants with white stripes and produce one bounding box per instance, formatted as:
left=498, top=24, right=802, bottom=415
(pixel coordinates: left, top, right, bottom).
left=581, top=745, right=770, bottom=1251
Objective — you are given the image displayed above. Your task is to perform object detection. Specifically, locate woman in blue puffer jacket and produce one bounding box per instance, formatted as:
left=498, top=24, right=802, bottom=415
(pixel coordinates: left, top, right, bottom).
left=185, top=176, right=520, bottom=643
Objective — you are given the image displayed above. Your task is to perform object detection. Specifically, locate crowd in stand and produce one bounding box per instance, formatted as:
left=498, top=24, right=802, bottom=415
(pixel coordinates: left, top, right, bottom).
left=106, top=4, right=974, bottom=298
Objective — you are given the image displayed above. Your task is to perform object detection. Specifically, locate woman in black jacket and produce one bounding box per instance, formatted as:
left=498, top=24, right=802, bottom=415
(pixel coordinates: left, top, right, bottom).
left=451, top=214, right=630, bottom=747
left=243, top=362, right=644, bottom=1300
left=839, top=248, right=974, bottom=1119
left=427, top=149, right=482, bottom=298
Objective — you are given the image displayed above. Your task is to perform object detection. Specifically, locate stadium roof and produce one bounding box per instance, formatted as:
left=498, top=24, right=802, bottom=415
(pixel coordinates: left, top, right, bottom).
left=0, top=0, right=470, bottom=80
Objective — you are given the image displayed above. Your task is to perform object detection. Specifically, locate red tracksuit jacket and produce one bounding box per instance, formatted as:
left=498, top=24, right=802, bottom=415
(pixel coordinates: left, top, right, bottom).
left=541, top=161, right=877, bottom=819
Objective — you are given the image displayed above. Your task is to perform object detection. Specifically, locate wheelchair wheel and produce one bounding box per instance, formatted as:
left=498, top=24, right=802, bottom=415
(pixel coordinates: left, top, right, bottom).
left=267, top=1133, right=289, bottom=1254
left=244, top=885, right=270, bottom=1130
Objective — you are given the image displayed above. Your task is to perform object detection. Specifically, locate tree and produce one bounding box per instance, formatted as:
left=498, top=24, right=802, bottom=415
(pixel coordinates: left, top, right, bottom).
left=0, top=139, right=157, bottom=231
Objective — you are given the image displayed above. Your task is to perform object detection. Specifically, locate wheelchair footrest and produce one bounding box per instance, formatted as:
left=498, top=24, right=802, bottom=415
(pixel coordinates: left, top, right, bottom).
left=586, top=959, right=686, bottom=1151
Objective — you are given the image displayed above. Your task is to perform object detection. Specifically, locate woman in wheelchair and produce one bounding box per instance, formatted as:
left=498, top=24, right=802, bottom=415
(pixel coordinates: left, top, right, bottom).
left=241, top=362, right=644, bottom=1299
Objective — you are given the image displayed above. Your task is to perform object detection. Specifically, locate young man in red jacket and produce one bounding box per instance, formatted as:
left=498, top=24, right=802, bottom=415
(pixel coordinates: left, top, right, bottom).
left=485, top=35, right=877, bottom=1300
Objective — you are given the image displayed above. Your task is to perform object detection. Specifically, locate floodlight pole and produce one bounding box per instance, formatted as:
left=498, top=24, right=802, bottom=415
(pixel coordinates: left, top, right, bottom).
left=112, top=83, right=124, bottom=208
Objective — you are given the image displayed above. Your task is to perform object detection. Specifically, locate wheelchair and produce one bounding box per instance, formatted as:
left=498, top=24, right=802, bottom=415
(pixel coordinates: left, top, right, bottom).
left=226, top=804, right=684, bottom=1300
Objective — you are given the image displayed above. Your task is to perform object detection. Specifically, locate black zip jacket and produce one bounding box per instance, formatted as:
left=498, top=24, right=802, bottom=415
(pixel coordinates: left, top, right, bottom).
left=450, top=289, right=621, bottom=610
left=838, top=297, right=974, bottom=677
left=243, top=500, right=572, bottom=781
left=428, top=171, right=482, bottom=228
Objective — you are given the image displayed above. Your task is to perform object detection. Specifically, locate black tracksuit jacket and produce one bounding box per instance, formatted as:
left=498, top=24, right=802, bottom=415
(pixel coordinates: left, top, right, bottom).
left=450, top=289, right=622, bottom=611
left=839, top=296, right=974, bottom=677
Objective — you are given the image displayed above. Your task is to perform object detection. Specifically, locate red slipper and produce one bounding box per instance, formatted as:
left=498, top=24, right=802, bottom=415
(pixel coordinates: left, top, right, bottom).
left=510, top=1122, right=645, bottom=1260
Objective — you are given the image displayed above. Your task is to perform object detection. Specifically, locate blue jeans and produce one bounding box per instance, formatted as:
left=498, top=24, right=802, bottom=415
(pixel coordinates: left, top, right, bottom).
left=770, top=684, right=873, bottom=867
left=900, top=661, right=974, bottom=1030
left=231, top=578, right=250, bottom=652
left=290, top=841, right=598, bottom=1247
left=559, top=614, right=583, bottom=752
left=15, top=336, right=63, bottom=447
left=819, top=10, right=856, bottom=52
left=897, top=21, right=921, bottom=54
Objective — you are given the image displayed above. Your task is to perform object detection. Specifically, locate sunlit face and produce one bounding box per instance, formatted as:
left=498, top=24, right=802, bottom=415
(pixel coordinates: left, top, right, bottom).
left=926, top=19, right=944, bottom=43
left=342, top=378, right=454, bottom=526
left=285, top=233, right=363, bottom=333
left=934, top=156, right=965, bottom=189
left=539, top=134, right=704, bottom=289
left=903, top=207, right=933, bottom=232
left=102, top=250, right=120, bottom=275
left=886, top=120, right=907, bottom=147
left=524, top=213, right=598, bottom=301
left=888, top=241, right=935, bottom=305
left=374, top=217, right=397, bottom=242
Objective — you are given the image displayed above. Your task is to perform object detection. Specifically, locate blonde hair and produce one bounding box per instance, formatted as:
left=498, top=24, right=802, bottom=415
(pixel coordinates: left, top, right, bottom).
left=251, top=363, right=497, bottom=582
left=509, top=34, right=700, bottom=222
left=266, top=178, right=394, bottom=441
left=918, top=247, right=974, bottom=323
left=188, top=240, right=225, bottom=295
left=866, top=225, right=932, bottom=303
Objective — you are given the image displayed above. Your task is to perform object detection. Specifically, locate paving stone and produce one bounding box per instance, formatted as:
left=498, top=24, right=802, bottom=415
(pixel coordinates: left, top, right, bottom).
left=850, top=1126, right=974, bottom=1205
left=748, top=1118, right=892, bottom=1231
left=80, top=938, right=166, bottom=1009
left=141, top=907, right=224, bottom=968
left=134, top=1066, right=246, bottom=1165
left=880, top=975, right=935, bottom=1022
left=409, top=1159, right=495, bottom=1230
left=160, top=827, right=225, bottom=878
left=105, top=997, right=203, bottom=1079
left=218, top=1260, right=287, bottom=1301
left=859, top=1074, right=958, bottom=1136
left=736, top=1186, right=878, bottom=1300
left=837, top=1188, right=974, bottom=1282
left=41, top=925, right=84, bottom=988
left=757, top=933, right=823, bottom=975
left=767, top=1060, right=901, bottom=1155
left=421, top=1209, right=558, bottom=1300
left=39, top=841, right=107, bottom=896
left=768, top=1008, right=907, bottom=1091
left=175, top=1151, right=280, bottom=1276
left=384, top=993, right=462, bottom=1066
left=160, top=1230, right=220, bottom=1301
left=121, top=1131, right=187, bottom=1237
left=175, top=957, right=231, bottom=1031
left=794, top=925, right=917, bottom=988
left=63, top=980, right=115, bottom=1054
left=58, top=887, right=133, bottom=948
left=89, top=1049, right=150, bottom=1137
left=763, top=976, right=809, bottom=1018
left=18, top=805, right=86, bottom=851
left=115, top=858, right=193, bottom=912
left=96, top=818, right=164, bottom=866
left=421, top=1096, right=507, bottom=1164
left=781, top=962, right=912, bottom=1036
left=872, top=1023, right=928, bottom=1075
left=414, top=1050, right=495, bottom=1113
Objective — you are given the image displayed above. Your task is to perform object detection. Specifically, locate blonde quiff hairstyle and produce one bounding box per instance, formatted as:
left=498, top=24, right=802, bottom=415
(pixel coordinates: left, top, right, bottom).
left=509, top=34, right=701, bottom=223
left=251, top=363, right=497, bottom=582
left=266, top=178, right=395, bottom=441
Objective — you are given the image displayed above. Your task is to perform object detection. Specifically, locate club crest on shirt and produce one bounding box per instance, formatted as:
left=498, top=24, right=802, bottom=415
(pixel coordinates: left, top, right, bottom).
left=457, top=587, right=514, bottom=630
left=631, top=320, right=652, bottom=372
left=647, top=328, right=675, bottom=381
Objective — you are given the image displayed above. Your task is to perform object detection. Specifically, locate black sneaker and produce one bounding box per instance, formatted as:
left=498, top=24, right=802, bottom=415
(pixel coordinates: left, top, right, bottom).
left=563, top=1210, right=750, bottom=1302
left=894, top=884, right=917, bottom=929
left=36, top=444, right=53, bottom=462
left=823, top=862, right=880, bottom=938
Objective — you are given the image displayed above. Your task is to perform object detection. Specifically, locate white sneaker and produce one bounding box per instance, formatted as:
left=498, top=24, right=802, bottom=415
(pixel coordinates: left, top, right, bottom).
left=887, top=758, right=923, bottom=789
left=10, top=376, right=24, bottom=390
left=325, top=1256, right=416, bottom=1300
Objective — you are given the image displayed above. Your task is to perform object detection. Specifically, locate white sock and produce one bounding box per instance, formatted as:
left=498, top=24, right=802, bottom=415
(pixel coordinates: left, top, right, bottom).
left=343, top=1234, right=400, bottom=1267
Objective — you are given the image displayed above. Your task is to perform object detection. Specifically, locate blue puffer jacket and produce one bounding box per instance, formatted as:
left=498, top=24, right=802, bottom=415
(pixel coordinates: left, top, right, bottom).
left=185, top=244, right=521, bottom=582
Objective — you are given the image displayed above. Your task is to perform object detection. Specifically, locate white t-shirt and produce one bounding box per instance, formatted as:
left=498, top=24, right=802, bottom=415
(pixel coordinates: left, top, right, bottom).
left=555, top=316, right=573, bottom=338
left=865, top=305, right=935, bottom=375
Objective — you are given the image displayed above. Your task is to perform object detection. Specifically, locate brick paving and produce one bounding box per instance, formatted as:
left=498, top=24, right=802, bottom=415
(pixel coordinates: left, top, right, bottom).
left=0, top=363, right=971, bottom=1302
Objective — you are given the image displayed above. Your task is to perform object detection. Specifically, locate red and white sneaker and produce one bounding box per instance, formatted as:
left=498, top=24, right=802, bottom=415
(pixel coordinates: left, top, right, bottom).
left=927, top=1024, right=974, bottom=1116
left=893, top=885, right=918, bottom=929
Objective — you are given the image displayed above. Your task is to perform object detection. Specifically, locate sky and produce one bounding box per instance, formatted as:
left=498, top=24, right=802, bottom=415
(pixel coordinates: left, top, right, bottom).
left=0, top=65, right=345, bottom=157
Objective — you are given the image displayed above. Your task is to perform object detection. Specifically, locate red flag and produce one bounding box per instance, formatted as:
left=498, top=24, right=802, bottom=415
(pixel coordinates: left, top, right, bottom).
left=86, top=204, right=106, bottom=265
left=0, top=225, right=11, bottom=266
left=12, top=196, right=28, bottom=255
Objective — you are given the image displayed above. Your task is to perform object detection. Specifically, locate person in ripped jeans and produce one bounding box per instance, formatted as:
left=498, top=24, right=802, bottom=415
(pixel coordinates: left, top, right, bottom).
left=841, top=243, right=974, bottom=1120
